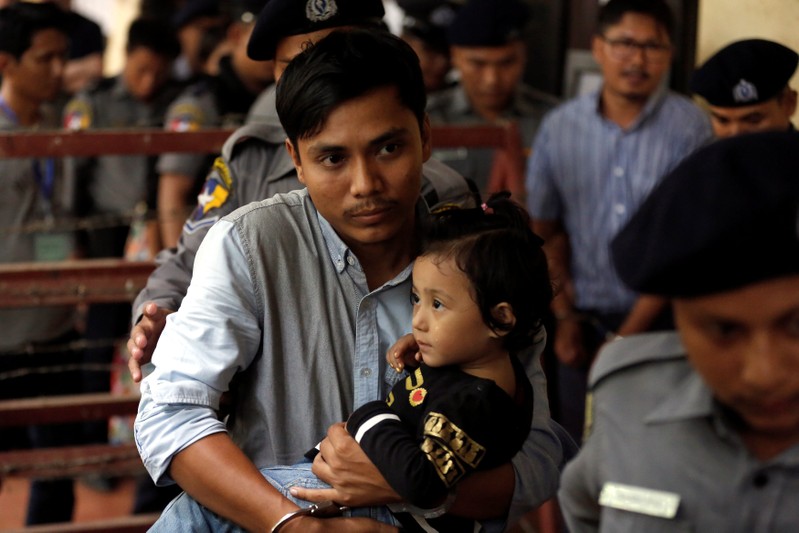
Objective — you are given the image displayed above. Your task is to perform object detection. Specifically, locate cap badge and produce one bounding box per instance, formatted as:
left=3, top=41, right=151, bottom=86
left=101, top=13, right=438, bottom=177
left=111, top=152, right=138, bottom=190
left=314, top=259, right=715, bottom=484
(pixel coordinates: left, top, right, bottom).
left=306, top=0, right=338, bottom=22
left=732, top=78, right=759, bottom=103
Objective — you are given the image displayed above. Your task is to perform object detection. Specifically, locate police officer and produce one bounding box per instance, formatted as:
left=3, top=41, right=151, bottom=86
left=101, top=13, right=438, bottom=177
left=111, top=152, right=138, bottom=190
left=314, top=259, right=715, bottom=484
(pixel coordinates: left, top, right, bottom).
left=426, top=0, right=558, bottom=196
left=691, top=39, right=798, bottom=138
left=171, top=0, right=227, bottom=83
left=559, top=130, right=799, bottom=532
left=396, top=0, right=461, bottom=95
left=157, top=0, right=274, bottom=248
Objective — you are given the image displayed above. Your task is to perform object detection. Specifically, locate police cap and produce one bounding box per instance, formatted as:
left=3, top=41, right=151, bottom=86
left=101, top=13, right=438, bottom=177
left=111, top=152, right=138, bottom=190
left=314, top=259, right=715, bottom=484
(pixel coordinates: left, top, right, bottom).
left=448, top=0, right=529, bottom=47
left=690, top=39, right=799, bottom=107
left=611, top=130, right=799, bottom=297
left=247, top=0, right=385, bottom=61
left=398, top=0, right=461, bottom=53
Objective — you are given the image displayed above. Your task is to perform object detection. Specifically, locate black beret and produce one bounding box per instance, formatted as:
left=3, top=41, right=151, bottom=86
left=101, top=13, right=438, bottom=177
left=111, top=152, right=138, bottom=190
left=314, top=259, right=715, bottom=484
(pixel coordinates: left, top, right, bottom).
left=611, top=131, right=799, bottom=298
left=448, top=0, right=529, bottom=47
left=399, top=0, right=461, bottom=53
left=691, top=39, right=798, bottom=107
left=172, top=0, right=221, bottom=29
left=247, top=0, right=385, bottom=61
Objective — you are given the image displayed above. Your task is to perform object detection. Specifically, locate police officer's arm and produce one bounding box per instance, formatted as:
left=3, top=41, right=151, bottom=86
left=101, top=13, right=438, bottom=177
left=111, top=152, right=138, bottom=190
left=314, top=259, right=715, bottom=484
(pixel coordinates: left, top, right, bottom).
left=616, top=295, right=669, bottom=337
left=533, top=218, right=589, bottom=367
left=128, top=155, right=235, bottom=380
left=158, top=171, right=195, bottom=249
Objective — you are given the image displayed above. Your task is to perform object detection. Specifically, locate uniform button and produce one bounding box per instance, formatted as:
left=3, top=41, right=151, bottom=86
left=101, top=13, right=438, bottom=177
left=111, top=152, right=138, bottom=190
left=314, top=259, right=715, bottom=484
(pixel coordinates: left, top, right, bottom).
left=613, top=167, right=624, bottom=177
left=347, top=256, right=356, bottom=266
left=753, top=472, right=769, bottom=488
left=613, top=203, right=626, bottom=215
left=360, top=368, right=372, bottom=377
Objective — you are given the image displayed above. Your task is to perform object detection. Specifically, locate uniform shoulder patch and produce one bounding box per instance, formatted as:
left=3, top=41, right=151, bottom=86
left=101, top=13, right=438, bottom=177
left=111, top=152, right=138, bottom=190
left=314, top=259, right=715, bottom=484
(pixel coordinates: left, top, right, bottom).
left=167, top=102, right=205, bottom=132
left=63, top=99, right=92, bottom=130
left=187, top=157, right=234, bottom=229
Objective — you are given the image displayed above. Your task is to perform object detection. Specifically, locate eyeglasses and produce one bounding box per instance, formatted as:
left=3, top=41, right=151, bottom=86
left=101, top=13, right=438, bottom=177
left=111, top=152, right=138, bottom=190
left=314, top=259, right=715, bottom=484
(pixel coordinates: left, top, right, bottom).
left=600, top=36, right=672, bottom=63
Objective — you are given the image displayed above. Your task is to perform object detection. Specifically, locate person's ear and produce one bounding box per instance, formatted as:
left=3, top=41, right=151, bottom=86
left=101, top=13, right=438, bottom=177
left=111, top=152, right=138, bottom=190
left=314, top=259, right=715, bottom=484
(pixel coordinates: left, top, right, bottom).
left=489, top=302, right=516, bottom=338
left=591, top=34, right=605, bottom=64
left=0, top=52, right=14, bottom=76
left=783, top=88, right=798, bottom=118
left=285, top=138, right=305, bottom=184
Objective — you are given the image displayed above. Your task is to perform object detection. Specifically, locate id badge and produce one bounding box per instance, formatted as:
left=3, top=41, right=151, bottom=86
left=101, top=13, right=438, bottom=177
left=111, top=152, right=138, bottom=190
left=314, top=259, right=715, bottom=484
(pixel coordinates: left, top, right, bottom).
left=34, top=232, right=72, bottom=261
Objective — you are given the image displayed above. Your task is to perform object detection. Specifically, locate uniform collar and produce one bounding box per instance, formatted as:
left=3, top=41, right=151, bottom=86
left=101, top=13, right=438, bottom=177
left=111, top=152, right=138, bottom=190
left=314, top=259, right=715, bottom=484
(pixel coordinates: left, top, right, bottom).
left=448, top=83, right=536, bottom=121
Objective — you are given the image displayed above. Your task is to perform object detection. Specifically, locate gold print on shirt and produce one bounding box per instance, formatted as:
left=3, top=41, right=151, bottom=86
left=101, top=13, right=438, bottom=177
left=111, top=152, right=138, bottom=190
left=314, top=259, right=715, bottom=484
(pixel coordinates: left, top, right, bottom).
left=421, top=436, right=465, bottom=487
left=423, top=412, right=486, bottom=481
left=386, top=391, right=395, bottom=407
left=405, top=367, right=425, bottom=390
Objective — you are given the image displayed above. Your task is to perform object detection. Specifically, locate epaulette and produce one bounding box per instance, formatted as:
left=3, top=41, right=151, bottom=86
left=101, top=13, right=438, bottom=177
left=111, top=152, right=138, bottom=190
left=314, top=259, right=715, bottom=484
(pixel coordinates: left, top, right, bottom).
left=221, top=122, right=288, bottom=161
left=588, top=331, right=686, bottom=390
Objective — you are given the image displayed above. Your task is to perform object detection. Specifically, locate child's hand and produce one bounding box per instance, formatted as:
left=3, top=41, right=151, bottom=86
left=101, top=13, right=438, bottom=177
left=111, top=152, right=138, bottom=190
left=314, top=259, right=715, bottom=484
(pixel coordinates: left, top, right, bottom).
left=386, top=333, right=421, bottom=373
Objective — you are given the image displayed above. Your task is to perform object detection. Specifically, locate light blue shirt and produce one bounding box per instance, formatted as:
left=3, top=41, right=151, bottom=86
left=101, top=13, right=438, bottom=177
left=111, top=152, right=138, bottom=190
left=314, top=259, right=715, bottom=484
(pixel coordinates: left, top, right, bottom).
left=526, top=89, right=712, bottom=312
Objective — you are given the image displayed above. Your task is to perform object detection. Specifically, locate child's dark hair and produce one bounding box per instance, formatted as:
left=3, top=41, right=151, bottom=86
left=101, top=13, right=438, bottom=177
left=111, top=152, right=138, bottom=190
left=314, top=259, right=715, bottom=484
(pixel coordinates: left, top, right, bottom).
left=597, top=0, right=674, bottom=38
left=275, top=28, right=427, bottom=151
left=0, top=2, right=67, bottom=60
left=421, top=192, right=553, bottom=353
left=126, top=17, right=181, bottom=59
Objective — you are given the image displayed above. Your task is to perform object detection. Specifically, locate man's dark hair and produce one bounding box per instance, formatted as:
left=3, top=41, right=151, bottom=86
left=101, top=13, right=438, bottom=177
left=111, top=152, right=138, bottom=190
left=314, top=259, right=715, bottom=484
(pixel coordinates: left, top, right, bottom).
left=126, top=17, right=181, bottom=59
left=596, top=0, right=674, bottom=38
left=0, top=2, right=68, bottom=60
left=276, top=28, right=427, bottom=149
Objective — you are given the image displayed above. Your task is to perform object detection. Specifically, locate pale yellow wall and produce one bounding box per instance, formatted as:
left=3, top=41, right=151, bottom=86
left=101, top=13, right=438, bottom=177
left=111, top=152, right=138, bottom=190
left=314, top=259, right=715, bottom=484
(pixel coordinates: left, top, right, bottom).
left=697, top=0, right=799, bottom=94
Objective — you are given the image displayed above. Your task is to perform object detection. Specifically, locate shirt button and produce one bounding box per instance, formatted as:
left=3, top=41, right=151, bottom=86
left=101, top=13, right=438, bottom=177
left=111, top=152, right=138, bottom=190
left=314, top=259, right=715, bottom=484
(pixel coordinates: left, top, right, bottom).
left=753, top=472, right=769, bottom=488
left=613, top=166, right=624, bottom=177
left=613, top=203, right=626, bottom=215
left=360, top=368, right=372, bottom=377
left=347, top=256, right=356, bottom=266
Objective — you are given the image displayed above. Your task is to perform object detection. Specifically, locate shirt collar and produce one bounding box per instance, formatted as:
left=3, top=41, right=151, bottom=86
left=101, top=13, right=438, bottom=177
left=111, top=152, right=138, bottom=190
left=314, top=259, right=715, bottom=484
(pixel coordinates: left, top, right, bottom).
left=591, top=85, right=668, bottom=130
left=449, top=84, right=535, bottom=121
left=314, top=197, right=424, bottom=281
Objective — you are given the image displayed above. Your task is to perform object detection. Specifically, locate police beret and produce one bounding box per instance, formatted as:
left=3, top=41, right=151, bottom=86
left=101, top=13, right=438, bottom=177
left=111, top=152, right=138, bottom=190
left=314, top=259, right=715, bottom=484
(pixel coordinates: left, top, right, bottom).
left=611, top=131, right=799, bottom=298
left=448, top=0, right=529, bottom=47
left=247, top=0, right=385, bottom=61
left=399, top=0, right=461, bottom=53
left=690, top=39, right=798, bottom=107
left=172, top=0, right=221, bottom=29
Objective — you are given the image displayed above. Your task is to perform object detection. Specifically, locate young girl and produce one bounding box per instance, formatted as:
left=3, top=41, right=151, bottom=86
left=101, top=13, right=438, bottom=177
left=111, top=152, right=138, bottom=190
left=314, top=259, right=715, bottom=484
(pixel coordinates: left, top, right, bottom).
left=153, top=192, right=553, bottom=532
left=334, top=191, right=554, bottom=531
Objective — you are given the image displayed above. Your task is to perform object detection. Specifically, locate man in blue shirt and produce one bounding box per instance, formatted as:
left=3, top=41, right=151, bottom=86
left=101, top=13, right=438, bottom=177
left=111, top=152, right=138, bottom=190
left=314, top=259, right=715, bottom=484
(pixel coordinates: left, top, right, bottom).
left=525, top=0, right=712, bottom=442
left=135, top=24, right=570, bottom=533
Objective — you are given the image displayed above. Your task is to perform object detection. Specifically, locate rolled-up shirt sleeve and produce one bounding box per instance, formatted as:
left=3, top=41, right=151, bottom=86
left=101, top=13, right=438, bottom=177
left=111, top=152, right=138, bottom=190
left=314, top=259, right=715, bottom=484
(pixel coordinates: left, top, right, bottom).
left=134, top=219, right=263, bottom=485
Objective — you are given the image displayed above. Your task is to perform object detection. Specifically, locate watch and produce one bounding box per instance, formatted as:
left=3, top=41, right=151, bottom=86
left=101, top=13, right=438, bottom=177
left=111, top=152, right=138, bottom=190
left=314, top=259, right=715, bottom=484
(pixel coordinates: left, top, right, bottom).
left=270, top=500, right=349, bottom=532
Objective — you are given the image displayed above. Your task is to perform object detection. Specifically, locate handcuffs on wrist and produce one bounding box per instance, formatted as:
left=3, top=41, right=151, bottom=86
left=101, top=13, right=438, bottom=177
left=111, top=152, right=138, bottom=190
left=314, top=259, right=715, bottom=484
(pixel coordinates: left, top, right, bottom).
left=270, top=500, right=349, bottom=532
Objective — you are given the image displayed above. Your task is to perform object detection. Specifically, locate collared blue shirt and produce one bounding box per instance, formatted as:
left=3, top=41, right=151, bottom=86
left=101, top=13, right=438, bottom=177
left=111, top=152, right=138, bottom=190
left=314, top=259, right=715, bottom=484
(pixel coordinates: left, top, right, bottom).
left=526, top=89, right=712, bottom=312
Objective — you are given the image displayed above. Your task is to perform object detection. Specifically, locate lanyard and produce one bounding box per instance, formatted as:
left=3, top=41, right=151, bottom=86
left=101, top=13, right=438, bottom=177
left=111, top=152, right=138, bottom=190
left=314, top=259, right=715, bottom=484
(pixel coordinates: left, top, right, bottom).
left=0, top=95, right=56, bottom=208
